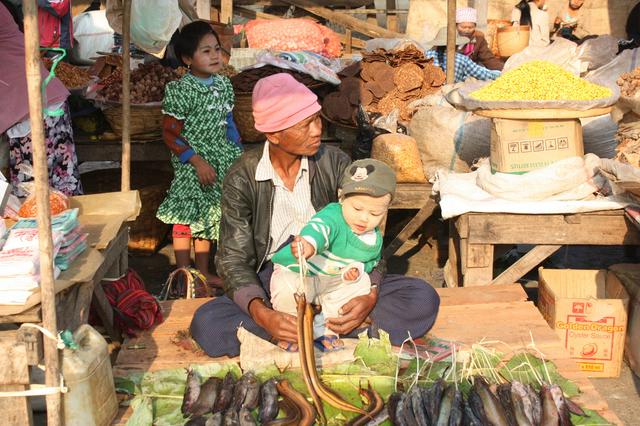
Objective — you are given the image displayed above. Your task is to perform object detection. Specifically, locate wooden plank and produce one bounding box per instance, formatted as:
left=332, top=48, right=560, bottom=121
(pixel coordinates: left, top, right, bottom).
left=466, top=243, right=493, bottom=268
left=467, top=212, right=640, bottom=245
left=113, top=298, right=219, bottom=376
left=383, top=198, right=437, bottom=259
left=445, top=220, right=461, bottom=287
left=390, top=183, right=432, bottom=209
left=435, top=284, right=527, bottom=305
left=220, top=0, right=233, bottom=25
left=0, top=305, right=41, bottom=324
left=0, top=339, right=33, bottom=425
left=280, top=0, right=404, bottom=39
left=491, top=244, right=562, bottom=286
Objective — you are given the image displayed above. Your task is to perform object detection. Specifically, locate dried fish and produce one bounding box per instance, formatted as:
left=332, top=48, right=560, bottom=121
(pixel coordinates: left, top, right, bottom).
left=473, top=377, right=509, bottom=426
left=213, top=372, right=235, bottom=413
left=205, top=413, right=223, bottom=426
left=239, top=407, right=257, bottom=426
left=191, top=377, right=222, bottom=416
left=497, top=383, right=518, bottom=426
left=259, top=379, right=279, bottom=424
left=548, top=384, right=572, bottom=426
left=185, top=416, right=208, bottom=426
left=541, top=386, right=560, bottom=426
left=223, top=409, right=240, bottom=426
left=408, top=386, right=429, bottom=426
left=240, top=372, right=260, bottom=410
left=182, top=368, right=202, bottom=417
left=462, top=397, right=484, bottom=426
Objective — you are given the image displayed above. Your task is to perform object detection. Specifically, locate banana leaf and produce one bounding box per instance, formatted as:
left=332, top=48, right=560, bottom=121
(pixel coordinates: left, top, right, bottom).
left=125, top=396, right=153, bottom=426
left=499, top=353, right=580, bottom=397
left=571, top=408, right=615, bottom=426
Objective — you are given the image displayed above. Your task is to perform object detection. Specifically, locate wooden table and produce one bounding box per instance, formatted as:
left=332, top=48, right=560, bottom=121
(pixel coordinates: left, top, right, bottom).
left=382, top=183, right=438, bottom=258
left=0, top=225, right=129, bottom=364
left=448, top=210, right=640, bottom=287
left=111, top=284, right=621, bottom=425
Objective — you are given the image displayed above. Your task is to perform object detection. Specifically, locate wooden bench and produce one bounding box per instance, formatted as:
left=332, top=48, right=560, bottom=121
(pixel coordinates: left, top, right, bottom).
left=447, top=210, right=640, bottom=287
left=111, top=284, right=621, bottom=425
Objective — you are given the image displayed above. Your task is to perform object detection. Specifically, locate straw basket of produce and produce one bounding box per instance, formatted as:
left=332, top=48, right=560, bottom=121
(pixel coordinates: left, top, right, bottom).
left=98, top=62, right=181, bottom=138
left=101, top=101, right=164, bottom=138
left=497, top=25, right=530, bottom=58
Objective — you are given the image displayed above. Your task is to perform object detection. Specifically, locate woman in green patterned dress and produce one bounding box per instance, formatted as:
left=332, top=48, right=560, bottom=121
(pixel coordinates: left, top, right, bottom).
left=157, top=21, right=243, bottom=286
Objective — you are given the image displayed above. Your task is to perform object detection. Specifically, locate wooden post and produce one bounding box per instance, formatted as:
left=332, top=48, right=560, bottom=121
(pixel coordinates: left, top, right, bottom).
left=220, top=0, right=233, bottom=25
left=446, top=0, right=456, bottom=84
left=21, top=1, right=61, bottom=425
left=121, top=0, right=131, bottom=192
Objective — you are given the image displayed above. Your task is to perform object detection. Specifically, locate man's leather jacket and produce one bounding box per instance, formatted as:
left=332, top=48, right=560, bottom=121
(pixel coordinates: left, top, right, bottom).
left=215, top=144, right=386, bottom=314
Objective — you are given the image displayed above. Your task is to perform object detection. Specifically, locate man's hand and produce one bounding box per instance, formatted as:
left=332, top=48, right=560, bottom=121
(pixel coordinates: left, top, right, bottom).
left=290, top=235, right=315, bottom=260
left=325, top=291, right=377, bottom=335
left=190, top=155, right=217, bottom=186
left=343, top=267, right=360, bottom=282
left=249, top=299, right=298, bottom=343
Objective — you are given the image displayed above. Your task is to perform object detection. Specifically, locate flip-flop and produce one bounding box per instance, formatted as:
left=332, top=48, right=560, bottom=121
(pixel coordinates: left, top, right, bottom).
left=277, top=341, right=299, bottom=353
left=314, top=335, right=344, bottom=353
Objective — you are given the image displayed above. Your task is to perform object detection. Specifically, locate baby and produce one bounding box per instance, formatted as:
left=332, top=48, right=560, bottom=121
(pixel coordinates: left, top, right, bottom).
left=270, top=159, right=396, bottom=352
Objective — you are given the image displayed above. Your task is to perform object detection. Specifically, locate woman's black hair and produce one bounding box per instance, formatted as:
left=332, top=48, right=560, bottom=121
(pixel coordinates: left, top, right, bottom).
left=516, top=0, right=532, bottom=27
left=174, top=21, right=221, bottom=66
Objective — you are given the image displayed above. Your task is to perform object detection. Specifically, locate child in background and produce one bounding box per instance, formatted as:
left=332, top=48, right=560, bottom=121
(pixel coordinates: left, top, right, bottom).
left=271, top=159, right=396, bottom=352
left=157, top=21, right=242, bottom=286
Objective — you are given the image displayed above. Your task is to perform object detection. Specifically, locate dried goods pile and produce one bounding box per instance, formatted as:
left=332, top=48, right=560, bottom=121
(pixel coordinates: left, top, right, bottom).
left=99, top=62, right=180, bottom=104
left=231, top=65, right=320, bottom=93
left=42, top=58, right=92, bottom=89
left=322, top=45, right=446, bottom=125
left=471, top=60, right=612, bottom=101
left=617, top=66, right=640, bottom=97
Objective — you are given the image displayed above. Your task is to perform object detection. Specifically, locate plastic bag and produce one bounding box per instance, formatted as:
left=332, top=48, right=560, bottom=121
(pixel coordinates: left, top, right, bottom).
left=504, top=37, right=582, bottom=74
left=73, top=10, right=114, bottom=64
left=586, top=47, right=640, bottom=88
left=371, top=133, right=427, bottom=183
left=409, top=105, right=491, bottom=178
left=575, top=35, right=619, bottom=72
left=475, top=155, right=603, bottom=201
left=130, top=0, right=182, bottom=58
left=15, top=165, right=70, bottom=218
left=244, top=19, right=341, bottom=58
left=252, top=51, right=341, bottom=85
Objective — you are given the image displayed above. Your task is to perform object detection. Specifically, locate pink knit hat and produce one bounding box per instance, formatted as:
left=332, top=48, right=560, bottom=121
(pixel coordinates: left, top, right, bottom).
left=252, top=73, right=321, bottom=133
left=456, top=7, right=477, bottom=24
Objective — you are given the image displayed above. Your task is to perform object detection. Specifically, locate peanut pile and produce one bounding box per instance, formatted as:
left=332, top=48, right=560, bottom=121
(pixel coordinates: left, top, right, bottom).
left=617, top=67, right=640, bottom=97
left=42, top=58, right=92, bottom=89
left=471, top=61, right=612, bottom=101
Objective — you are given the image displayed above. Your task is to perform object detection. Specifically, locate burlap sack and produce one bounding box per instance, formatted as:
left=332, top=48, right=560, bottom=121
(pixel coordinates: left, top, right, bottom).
left=371, top=133, right=428, bottom=183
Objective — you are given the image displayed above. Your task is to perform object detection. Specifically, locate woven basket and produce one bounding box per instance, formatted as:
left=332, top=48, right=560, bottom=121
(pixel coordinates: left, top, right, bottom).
left=128, top=183, right=170, bottom=254
left=233, top=92, right=265, bottom=143
left=102, top=102, right=163, bottom=139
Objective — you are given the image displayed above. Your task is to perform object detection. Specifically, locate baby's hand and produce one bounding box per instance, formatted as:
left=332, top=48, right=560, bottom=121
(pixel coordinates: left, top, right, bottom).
left=290, top=236, right=315, bottom=260
left=343, top=267, right=360, bottom=282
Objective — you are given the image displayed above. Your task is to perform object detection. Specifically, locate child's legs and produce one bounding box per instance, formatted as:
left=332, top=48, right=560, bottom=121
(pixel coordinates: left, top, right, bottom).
left=316, top=274, right=372, bottom=338
left=172, top=224, right=192, bottom=268
left=194, top=238, right=222, bottom=285
left=270, top=267, right=317, bottom=318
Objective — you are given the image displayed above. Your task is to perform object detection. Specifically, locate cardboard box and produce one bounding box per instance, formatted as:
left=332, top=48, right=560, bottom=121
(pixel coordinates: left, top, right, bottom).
left=490, top=118, right=584, bottom=174
left=538, top=268, right=629, bottom=378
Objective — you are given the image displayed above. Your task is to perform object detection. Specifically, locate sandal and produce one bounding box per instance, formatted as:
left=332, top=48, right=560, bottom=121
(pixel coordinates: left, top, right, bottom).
left=314, top=335, right=344, bottom=353
left=277, top=341, right=299, bottom=353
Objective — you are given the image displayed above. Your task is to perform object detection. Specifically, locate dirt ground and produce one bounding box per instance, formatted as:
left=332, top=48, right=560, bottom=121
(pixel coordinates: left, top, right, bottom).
left=82, top=161, right=639, bottom=424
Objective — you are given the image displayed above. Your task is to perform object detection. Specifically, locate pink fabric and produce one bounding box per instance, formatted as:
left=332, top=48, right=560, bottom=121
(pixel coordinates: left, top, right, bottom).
left=252, top=73, right=321, bottom=133
left=456, top=7, right=477, bottom=23
left=461, top=43, right=475, bottom=56
left=0, top=4, right=69, bottom=134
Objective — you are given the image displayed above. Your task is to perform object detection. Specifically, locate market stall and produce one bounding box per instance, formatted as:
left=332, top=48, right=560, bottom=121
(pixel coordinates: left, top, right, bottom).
left=110, top=285, right=622, bottom=425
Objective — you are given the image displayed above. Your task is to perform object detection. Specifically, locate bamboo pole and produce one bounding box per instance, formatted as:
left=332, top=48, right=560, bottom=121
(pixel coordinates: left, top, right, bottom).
left=121, top=0, right=131, bottom=192
left=21, top=1, right=61, bottom=425
left=446, top=0, right=456, bottom=84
